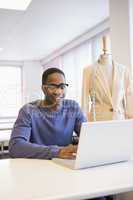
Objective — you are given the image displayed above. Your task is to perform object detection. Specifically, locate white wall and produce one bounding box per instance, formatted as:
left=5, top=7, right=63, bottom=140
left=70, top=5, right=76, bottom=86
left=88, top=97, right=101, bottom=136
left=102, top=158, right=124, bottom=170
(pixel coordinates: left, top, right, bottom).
left=109, top=0, right=132, bottom=71
left=22, top=61, right=43, bottom=104
left=129, top=0, right=133, bottom=74
left=40, top=19, right=109, bottom=66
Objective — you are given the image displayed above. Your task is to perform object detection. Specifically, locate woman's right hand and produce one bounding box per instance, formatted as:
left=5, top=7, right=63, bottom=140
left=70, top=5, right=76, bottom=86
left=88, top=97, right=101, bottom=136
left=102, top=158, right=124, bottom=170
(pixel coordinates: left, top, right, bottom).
left=58, top=144, right=77, bottom=159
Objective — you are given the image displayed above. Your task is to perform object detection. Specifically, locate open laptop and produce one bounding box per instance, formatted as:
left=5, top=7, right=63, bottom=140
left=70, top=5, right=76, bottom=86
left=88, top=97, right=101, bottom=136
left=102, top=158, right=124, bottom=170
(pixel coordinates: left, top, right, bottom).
left=53, top=120, right=133, bottom=169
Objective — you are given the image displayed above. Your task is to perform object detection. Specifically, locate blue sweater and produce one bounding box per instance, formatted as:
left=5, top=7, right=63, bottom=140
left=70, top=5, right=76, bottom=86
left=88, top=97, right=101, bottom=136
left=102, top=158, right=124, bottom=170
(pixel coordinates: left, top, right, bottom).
left=9, top=99, right=86, bottom=159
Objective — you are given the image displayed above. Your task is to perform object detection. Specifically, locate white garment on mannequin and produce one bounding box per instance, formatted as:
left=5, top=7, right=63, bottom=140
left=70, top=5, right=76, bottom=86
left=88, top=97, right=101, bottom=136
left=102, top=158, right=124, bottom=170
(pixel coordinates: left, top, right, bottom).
left=82, top=59, right=133, bottom=121
left=98, top=54, right=113, bottom=92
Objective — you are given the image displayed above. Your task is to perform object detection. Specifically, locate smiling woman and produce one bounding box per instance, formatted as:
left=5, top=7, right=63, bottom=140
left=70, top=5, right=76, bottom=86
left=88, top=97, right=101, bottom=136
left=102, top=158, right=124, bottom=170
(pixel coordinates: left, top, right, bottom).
left=9, top=67, right=87, bottom=160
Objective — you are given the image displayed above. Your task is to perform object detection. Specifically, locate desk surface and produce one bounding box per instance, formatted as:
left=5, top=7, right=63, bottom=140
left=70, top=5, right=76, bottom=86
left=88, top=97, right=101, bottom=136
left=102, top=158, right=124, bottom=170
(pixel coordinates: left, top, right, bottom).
left=0, top=159, right=133, bottom=200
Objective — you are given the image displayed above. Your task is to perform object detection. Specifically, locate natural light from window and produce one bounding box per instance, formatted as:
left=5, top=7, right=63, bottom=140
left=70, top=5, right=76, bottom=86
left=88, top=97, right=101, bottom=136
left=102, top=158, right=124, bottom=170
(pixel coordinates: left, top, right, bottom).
left=0, top=66, right=22, bottom=119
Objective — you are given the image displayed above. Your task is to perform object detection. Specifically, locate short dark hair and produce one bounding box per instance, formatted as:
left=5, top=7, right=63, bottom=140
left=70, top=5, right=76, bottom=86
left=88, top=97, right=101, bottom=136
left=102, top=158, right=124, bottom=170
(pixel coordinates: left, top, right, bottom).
left=42, top=67, right=65, bottom=85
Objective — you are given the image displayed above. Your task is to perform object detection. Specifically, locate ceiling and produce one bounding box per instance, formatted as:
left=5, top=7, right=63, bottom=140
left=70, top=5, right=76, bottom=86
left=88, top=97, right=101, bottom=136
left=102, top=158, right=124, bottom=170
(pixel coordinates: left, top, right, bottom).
left=0, top=0, right=109, bottom=61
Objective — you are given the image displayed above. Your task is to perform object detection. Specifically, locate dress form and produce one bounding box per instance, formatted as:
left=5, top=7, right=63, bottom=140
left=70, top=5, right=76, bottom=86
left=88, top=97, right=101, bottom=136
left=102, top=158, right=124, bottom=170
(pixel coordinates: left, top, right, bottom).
left=82, top=36, right=133, bottom=121
left=98, top=36, right=113, bottom=92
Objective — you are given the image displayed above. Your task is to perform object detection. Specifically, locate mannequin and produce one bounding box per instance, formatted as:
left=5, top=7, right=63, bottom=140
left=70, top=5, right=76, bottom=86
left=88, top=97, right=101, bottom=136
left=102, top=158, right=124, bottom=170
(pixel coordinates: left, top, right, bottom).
left=98, top=36, right=113, bottom=91
left=81, top=36, right=133, bottom=121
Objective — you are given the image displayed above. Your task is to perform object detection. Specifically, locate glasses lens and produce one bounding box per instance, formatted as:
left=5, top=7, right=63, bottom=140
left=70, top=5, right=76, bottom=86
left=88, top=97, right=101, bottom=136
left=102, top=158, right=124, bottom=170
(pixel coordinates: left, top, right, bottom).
left=60, top=83, right=68, bottom=89
left=44, top=83, right=68, bottom=90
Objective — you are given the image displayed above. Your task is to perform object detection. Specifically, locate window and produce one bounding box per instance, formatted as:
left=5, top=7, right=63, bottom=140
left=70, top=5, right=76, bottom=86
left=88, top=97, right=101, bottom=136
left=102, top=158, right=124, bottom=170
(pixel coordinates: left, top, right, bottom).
left=0, top=66, right=22, bottom=121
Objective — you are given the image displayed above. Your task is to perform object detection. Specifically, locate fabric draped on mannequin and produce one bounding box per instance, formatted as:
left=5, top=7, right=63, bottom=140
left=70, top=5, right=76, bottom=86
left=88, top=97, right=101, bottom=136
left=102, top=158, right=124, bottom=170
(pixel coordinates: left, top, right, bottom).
left=81, top=58, right=133, bottom=121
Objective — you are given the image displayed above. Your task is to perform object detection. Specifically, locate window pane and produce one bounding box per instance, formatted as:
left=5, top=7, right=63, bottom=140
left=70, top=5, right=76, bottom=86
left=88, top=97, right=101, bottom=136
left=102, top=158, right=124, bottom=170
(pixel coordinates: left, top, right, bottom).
left=0, top=66, right=22, bottom=118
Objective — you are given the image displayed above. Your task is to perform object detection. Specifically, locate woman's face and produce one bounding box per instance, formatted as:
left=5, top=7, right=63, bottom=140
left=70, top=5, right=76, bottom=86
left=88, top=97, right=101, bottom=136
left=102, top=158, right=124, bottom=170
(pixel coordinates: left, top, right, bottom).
left=42, top=72, right=67, bottom=107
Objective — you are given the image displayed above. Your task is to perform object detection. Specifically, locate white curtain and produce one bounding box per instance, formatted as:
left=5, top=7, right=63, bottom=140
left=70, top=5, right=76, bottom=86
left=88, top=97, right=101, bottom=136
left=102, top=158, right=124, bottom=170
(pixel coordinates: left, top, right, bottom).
left=60, top=42, right=92, bottom=104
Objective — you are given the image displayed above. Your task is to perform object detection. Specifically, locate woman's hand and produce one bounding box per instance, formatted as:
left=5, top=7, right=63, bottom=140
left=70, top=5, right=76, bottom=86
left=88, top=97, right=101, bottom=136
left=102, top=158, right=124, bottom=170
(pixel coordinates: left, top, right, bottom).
left=58, top=144, right=77, bottom=159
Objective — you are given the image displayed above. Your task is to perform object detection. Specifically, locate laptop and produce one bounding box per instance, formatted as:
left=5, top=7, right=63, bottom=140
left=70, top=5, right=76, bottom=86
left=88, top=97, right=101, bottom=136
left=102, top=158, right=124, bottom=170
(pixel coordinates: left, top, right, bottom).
left=53, top=120, right=133, bottom=169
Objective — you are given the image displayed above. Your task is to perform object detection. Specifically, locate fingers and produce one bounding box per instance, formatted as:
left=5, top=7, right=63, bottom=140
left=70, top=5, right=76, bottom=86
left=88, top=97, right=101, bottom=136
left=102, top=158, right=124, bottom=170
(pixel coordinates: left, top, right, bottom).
left=59, top=153, right=76, bottom=160
left=67, top=144, right=77, bottom=153
left=58, top=145, right=77, bottom=159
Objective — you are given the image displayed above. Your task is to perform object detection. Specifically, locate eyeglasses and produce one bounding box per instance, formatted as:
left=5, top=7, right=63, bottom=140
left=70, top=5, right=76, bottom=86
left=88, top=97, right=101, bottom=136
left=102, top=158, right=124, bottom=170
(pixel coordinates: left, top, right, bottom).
left=43, top=83, right=69, bottom=91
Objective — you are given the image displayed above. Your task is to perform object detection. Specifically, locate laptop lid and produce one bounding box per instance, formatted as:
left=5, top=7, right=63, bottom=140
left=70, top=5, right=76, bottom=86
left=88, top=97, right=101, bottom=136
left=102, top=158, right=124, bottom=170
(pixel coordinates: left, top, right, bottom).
left=75, top=120, right=133, bottom=169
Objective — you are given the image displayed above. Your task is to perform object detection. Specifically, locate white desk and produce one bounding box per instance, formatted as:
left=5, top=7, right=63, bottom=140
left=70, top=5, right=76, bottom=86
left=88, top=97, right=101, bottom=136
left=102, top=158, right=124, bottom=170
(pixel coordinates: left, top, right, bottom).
left=0, top=159, right=133, bottom=200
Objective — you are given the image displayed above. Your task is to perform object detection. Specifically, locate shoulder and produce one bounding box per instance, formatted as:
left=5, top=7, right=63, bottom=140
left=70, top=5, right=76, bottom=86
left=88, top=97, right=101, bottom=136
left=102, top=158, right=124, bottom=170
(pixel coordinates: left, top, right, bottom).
left=83, top=63, right=98, bottom=77
left=83, top=65, right=93, bottom=74
left=63, top=99, right=80, bottom=110
left=114, top=62, right=127, bottom=73
left=62, top=99, right=86, bottom=121
left=19, top=100, right=40, bottom=114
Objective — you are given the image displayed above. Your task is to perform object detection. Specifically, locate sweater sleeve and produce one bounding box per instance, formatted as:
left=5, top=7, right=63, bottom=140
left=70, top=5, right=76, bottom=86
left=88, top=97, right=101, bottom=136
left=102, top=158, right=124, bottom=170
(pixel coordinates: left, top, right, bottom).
left=9, top=106, right=61, bottom=159
left=74, top=102, right=87, bottom=136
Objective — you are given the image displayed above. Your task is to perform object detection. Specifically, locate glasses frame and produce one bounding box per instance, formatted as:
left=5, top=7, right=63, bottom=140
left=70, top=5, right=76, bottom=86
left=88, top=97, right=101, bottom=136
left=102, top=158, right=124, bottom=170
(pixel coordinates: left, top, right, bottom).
left=43, top=83, right=69, bottom=91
